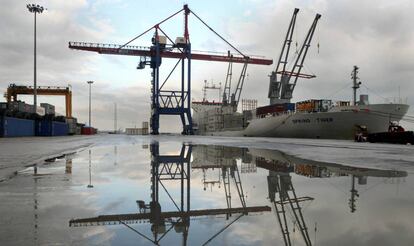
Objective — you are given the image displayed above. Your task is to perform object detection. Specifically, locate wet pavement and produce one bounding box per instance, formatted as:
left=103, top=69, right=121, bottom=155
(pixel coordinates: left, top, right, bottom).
left=0, top=135, right=413, bottom=245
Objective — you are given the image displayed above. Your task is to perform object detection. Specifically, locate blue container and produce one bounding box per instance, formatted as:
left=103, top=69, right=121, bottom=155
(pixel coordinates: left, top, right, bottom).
left=0, top=116, right=35, bottom=137
left=285, top=103, right=296, bottom=111
left=36, top=120, right=68, bottom=136
left=53, top=121, right=68, bottom=136
left=36, top=119, right=52, bottom=136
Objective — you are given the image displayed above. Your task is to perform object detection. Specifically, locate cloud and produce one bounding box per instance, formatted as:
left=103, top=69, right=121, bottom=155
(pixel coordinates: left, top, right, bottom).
left=1, top=0, right=413, bottom=131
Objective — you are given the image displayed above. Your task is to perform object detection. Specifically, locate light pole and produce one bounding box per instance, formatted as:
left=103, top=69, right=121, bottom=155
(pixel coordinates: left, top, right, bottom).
left=27, top=4, right=45, bottom=112
left=87, top=81, right=94, bottom=127
left=87, top=149, right=93, bottom=188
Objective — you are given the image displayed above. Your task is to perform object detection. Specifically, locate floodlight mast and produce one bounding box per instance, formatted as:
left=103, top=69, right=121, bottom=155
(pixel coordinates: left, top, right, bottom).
left=26, top=4, right=45, bottom=112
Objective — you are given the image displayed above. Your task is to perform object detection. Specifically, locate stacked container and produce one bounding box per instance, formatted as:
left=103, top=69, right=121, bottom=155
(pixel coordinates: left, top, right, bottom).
left=40, top=103, right=55, bottom=115
left=256, top=103, right=295, bottom=116
left=36, top=120, right=69, bottom=136
left=65, top=117, right=78, bottom=135
left=0, top=116, right=35, bottom=137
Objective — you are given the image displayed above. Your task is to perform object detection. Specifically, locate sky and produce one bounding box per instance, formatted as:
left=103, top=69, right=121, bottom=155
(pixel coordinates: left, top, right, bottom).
left=1, top=0, right=413, bottom=132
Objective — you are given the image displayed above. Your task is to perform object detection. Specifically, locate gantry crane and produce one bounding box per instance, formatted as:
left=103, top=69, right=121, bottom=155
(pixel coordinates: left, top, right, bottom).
left=5, top=84, right=73, bottom=117
left=69, top=4, right=272, bottom=135
left=268, top=8, right=321, bottom=104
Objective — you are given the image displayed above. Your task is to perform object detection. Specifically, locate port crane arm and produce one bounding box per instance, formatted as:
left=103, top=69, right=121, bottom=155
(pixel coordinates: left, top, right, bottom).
left=286, top=13, right=321, bottom=90
left=275, top=8, right=299, bottom=78
left=230, top=61, right=249, bottom=110
left=68, top=42, right=272, bottom=65
left=222, top=53, right=233, bottom=104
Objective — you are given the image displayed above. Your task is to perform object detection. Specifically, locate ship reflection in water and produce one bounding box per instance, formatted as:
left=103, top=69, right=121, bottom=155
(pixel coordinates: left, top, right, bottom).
left=69, top=143, right=407, bottom=246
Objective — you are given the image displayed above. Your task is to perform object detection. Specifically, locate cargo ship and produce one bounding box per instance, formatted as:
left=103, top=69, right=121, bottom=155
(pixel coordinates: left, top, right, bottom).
left=192, top=9, right=409, bottom=140
left=193, top=92, right=409, bottom=140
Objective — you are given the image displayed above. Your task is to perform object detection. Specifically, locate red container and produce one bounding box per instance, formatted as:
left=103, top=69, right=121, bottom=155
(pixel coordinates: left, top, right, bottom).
left=81, top=126, right=96, bottom=135
left=256, top=104, right=286, bottom=116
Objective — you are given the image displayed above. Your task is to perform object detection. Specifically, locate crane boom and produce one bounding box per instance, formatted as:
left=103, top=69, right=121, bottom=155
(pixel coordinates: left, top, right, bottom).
left=288, top=13, right=321, bottom=91
left=268, top=9, right=321, bottom=104
left=230, top=62, right=248, bottom=111
left=276, top=8, right=299, bottom=79
left=68, top=42, right=273, bottom=65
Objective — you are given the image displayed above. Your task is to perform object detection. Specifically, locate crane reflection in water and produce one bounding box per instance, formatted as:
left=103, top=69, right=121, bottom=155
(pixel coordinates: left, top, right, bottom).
left=69, top=143, right=406, bottom=246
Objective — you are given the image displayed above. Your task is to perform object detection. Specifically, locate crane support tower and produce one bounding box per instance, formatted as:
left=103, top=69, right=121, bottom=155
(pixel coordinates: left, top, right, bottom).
left=5, top=84, right=73, bottom=118
left=69, top=4, right=272, bottom=135
left=269, top=9, right=321, bottom=104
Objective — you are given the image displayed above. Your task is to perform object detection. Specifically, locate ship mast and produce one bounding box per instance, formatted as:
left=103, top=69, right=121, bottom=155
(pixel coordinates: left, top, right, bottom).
left=351, top=66, right=362, bottom=106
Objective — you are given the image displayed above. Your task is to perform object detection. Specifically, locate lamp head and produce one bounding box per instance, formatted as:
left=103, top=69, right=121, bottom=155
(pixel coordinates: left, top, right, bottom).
left=27, top=4, right=45, bottom=13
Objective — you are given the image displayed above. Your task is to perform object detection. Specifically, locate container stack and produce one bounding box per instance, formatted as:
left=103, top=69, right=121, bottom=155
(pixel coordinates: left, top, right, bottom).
left=65, top=117, right=78, bottom=135
left=296, top=100, right=332, bottom=112
left=206, top=107, right=223, bottom=132
left=256, top=103, right=295, bottom=117
left=40, top=103, right=55, bottom=115
left=0, top=101, right=85, bottom=137
left=125, top=121, right=149, bottom=135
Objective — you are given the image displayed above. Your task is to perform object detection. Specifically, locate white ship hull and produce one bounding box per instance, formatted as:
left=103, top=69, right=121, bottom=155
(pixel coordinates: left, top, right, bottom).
left=202, top=104, right=409, bottom=140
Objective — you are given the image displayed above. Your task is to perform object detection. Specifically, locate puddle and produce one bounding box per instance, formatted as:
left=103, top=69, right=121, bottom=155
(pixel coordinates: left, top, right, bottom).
left=0, top=141, right=412, bottom=246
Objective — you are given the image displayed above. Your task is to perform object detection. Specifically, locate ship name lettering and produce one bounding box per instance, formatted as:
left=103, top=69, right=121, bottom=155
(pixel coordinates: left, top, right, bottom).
left=292, top=119, right=311, bottom=124
left=316, top=117, right=333, bottom=123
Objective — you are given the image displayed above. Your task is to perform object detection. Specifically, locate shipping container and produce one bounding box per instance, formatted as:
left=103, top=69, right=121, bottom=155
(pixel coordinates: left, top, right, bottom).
left=285, top=103, right=295, bottom=111
left=36, top=120, right=68, bottom=136
left=53, top=121, right=69, bottom=136
left=142, top=121, right=149, bottom=129
left=337, top=101, right=351, bottom=107
left=256, top=103, right=294, bottom=116
left=76, top=125, right=82, bottom=135
left=65, top=117, right=77, bottom=135
left=34, top=106, right=45, bottom=116
left=40, top=103, right=55, bottom=115
left=36, top=119, right=51, bottom=136
left=81, top=126, right=96, bottom=135
left=0, top=116, right=35, bottom=137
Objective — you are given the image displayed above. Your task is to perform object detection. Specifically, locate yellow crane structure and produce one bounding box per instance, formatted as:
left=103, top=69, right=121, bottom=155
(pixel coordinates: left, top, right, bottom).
left=5, top=84, right=73, bottom=117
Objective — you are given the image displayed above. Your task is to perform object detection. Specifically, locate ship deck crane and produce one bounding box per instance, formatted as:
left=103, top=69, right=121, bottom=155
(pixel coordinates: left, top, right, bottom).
left=268, top=8, right=321, bottom=104
left=255, top=153, right=314, bottom=246
left=69, top=5, right=272, bottom=134
left=220, top=52, right=249, bottom=112
left=5, top=84, right=73, bottom=117
left=268, top=172, right=313, bottom=246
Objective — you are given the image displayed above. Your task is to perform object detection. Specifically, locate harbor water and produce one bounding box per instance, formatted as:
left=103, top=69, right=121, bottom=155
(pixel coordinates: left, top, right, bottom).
left=0, top=135, right=413, bottom=245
